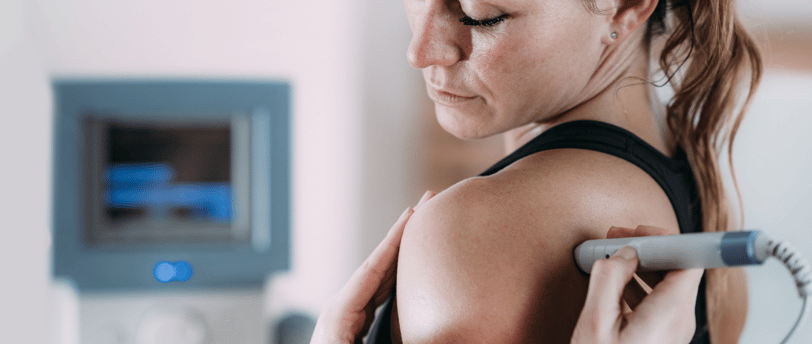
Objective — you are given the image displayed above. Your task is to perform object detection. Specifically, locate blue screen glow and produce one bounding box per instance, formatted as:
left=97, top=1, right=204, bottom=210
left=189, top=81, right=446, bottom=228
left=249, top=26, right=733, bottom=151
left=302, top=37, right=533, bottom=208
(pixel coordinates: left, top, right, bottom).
left=106, top=163, right=232, bottom=223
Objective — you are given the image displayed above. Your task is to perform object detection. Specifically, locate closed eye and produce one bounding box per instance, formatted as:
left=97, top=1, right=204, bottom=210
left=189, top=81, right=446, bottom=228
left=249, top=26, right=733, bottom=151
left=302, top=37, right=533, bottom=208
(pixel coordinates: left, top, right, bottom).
left=458, top=14, right=508, bottom=27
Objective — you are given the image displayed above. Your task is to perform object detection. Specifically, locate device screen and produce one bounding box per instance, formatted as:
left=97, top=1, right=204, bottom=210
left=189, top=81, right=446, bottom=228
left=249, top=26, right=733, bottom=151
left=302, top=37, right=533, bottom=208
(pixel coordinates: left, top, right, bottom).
left=105, top=123, right=232, bottom=225
left=86, top=117, right=243, bottom=246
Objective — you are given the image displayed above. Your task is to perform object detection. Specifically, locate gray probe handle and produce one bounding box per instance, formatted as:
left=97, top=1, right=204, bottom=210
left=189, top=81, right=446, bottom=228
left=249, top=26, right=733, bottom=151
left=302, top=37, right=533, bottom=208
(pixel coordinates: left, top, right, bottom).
left=574, top=230, right=770, bottom=273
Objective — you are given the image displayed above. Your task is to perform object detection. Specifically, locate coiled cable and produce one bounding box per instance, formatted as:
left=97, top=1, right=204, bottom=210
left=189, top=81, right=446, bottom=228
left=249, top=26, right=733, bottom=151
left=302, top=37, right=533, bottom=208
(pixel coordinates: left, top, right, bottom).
left=766, top=238, right=812, bottom=344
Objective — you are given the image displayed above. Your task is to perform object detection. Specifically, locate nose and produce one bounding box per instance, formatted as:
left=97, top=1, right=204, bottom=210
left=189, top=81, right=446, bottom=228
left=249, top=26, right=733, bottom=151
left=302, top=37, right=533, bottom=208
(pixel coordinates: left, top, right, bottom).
left=406, top=6, right=463, bottom=69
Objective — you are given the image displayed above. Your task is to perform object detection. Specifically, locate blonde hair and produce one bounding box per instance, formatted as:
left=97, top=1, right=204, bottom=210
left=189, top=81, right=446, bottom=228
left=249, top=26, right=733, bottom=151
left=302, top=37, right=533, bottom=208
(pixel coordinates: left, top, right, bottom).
left=588, top=0, right=763, bottom=342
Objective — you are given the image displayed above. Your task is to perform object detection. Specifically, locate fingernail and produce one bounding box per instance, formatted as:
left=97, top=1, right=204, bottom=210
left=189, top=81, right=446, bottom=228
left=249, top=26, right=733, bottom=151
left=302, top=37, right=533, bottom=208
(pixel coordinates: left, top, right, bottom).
left=399, top=207, right=413, bottom=221
left=418, top=190, right=433, bottom=204
left=613, top=246, right=638, bottom=261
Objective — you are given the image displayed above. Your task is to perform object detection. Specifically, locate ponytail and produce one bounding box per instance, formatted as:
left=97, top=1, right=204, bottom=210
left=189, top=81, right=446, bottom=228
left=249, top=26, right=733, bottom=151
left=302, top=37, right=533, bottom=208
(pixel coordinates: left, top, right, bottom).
left=653, top=1, right=763, bottom=342
left=657, top=0, right=762, bottom=235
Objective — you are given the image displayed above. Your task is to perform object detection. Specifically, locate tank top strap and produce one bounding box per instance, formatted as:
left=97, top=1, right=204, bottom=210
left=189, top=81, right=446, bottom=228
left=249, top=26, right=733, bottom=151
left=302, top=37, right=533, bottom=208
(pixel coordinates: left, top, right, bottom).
left=479, top=120, right=702, bottom=236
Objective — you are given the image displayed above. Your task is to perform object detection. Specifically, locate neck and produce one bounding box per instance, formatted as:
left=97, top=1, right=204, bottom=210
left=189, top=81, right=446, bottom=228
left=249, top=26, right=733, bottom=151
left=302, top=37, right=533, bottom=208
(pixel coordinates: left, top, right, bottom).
left=503, top=40, right=672, bottom=157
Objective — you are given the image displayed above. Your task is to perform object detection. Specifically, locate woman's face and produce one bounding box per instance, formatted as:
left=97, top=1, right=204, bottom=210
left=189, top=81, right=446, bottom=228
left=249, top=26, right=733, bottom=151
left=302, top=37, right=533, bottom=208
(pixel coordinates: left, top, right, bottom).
left=405, top=0, right=611, bottom=139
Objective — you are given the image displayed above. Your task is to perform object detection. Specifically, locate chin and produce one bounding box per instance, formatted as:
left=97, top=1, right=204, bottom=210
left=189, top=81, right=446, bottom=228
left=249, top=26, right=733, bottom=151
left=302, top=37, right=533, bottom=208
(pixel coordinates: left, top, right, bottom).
left=434, top=104, right=500, bottom=140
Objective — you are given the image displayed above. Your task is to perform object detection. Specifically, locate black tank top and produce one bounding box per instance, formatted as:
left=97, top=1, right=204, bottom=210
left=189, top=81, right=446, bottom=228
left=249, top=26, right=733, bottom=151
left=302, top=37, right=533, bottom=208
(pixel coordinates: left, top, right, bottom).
left=366, top=120, right=710, bottom=344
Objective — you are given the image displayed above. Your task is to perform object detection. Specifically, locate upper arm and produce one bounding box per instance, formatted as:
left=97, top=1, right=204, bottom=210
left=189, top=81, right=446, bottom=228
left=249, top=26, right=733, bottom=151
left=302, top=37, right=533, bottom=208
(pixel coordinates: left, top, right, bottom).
left=395, top=182, right=590, bottom=343
left=394, top=149, right=681, bottom=343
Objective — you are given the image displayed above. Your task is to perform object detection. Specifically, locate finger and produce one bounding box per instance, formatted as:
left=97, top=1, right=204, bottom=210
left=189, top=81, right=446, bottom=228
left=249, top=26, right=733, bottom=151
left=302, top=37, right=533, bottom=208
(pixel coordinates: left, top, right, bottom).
left=336, top=207, right=414, bottom=312
left=608, top=225, right=672, bottom=239
left=582, top=246, right=640, bottom=330
left=634, top=225, right=672, bottom=236
left=606, top=226, right=635, bottom=239
left=415, top=190, right=436, bottom=209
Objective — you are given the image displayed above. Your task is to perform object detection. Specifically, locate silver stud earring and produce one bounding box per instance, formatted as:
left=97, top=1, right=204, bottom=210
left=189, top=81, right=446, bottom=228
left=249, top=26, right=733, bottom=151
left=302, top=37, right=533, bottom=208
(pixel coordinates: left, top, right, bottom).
left=611, top=32, right=618, bottom=39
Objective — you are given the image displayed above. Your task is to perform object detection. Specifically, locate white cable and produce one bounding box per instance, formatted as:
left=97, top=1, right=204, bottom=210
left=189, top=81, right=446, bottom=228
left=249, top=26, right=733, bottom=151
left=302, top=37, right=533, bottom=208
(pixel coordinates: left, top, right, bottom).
left=765, top=238, right=812, bottom=344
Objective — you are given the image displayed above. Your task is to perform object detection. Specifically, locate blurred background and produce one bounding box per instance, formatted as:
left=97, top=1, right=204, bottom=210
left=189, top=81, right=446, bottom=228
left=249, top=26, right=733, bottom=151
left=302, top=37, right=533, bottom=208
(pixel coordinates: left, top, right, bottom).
left=0, top=0, right=810, bottom=343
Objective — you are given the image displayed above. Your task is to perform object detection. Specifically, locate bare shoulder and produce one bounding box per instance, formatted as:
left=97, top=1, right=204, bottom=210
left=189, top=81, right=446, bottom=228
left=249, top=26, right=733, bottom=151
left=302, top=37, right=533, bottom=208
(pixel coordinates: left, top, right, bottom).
left=394, top=149, right=680, bottom=343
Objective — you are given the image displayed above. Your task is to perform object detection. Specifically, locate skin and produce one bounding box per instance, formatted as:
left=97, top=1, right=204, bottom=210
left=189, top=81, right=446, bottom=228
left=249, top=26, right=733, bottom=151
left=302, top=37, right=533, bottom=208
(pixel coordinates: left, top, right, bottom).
left=392, top=0, right=746, bottom=342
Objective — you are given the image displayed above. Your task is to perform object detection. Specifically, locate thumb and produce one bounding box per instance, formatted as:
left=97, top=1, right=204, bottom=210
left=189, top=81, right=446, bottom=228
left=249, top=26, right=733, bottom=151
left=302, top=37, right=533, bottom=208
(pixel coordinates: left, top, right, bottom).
left=582, top=246, right=640, bottom=326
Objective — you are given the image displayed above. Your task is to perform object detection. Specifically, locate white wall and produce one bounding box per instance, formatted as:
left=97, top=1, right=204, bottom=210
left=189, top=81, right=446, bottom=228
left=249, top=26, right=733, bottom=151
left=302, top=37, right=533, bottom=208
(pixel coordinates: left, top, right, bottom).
left=734, top=71, right=812, bottom=344
left=729, top=4, right=812, bottom=343
left=739, top=0, right=812, bottom=28
left=0, top=1, right=52, bottom=343
left=356, top=0, right=427, bottom=265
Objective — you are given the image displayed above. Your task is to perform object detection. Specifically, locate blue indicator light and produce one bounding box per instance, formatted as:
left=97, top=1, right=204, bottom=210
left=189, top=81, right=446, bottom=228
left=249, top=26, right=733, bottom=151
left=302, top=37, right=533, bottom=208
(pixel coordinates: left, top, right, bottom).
left=154, top=261, right=193, bottom=283
left=174, top=261, right=193, bottom=282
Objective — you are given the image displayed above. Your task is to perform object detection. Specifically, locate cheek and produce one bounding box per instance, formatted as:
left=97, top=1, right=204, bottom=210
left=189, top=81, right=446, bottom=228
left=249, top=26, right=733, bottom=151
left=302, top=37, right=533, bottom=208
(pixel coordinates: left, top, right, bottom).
left=473, top=34, right=573, bottom=117
left=476, top=20, right=601, bottom=115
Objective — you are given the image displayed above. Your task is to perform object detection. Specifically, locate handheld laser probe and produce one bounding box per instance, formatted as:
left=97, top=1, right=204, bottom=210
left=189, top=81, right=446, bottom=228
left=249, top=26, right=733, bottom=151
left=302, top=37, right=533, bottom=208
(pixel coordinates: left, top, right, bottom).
left=574, top=230, right=812, bottom=344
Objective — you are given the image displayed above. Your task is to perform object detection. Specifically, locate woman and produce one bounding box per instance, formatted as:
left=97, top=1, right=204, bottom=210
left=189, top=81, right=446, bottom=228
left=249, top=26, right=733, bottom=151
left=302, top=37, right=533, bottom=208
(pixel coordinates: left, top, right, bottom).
left=321, top=0, right=761, bottom=342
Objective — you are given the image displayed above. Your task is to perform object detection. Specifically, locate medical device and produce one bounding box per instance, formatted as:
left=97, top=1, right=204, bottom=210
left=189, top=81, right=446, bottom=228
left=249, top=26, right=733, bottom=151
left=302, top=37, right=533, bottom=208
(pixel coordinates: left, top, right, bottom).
left=53, top=80, right=291, bottom=289
left=51, top=80, right=294, bottom=344
left=574, top=230, right=812, bottom=343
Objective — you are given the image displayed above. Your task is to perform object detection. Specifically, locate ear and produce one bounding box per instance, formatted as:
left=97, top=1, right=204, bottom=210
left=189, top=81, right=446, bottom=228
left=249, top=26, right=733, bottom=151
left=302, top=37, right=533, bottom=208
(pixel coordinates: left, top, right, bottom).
left=603, top=0, right=659, bottom=44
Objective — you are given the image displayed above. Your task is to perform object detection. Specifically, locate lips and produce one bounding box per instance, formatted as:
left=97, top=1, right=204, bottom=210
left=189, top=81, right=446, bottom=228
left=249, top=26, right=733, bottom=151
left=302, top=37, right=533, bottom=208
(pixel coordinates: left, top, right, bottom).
left=427, top=86, right=479, bottom=105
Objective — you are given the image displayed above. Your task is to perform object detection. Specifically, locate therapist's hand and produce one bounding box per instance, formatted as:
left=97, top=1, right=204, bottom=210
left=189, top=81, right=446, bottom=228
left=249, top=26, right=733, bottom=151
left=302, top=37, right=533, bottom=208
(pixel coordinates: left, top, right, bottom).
left=571, top=225, right=704, bottom=344
left=311, top=191, right=435, bottom=344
